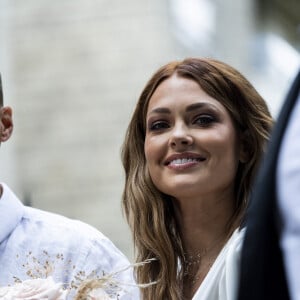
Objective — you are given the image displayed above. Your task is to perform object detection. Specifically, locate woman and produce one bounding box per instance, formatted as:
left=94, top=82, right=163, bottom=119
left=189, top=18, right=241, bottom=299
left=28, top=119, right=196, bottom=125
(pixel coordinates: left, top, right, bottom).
left=121, top=58, right=272, bottom=300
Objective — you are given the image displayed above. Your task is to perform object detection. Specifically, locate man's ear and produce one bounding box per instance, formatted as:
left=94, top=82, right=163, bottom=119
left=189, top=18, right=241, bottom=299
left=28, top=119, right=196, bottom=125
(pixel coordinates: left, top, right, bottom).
left=0, top=106, right=13, bottom=142
left=239, top=130, right=250, bottom=163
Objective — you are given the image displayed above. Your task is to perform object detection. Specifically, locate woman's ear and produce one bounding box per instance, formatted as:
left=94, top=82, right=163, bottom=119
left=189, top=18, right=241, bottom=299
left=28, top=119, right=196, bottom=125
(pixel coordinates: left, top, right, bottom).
left=0, top=106, right=13, bottom=142
left=239, top=130, right=250, bottom=163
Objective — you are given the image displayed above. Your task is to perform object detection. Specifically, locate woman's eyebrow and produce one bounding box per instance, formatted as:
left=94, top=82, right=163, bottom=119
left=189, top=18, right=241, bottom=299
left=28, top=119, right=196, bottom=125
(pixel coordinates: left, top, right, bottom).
left=186, top=102, right=218, bottom=112
left=147, top=102, right=220, bottom=116
left=147, top=107, right=171, bottom=115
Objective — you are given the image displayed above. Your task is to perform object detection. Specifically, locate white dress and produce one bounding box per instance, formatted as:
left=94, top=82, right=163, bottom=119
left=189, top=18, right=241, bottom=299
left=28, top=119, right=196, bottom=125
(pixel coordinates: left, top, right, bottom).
left=192, top=228, right=244, bottom=300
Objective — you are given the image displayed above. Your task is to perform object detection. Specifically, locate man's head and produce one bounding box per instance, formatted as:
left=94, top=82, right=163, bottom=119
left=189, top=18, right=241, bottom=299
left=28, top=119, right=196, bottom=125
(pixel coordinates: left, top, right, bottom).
left=0, top=73, right=13, bottom=143
left=0, top=73, right=3, bottom=106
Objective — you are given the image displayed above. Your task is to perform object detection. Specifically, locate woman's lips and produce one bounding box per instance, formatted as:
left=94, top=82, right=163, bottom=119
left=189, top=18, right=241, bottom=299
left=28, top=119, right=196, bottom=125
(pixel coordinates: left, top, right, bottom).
left=165, top=153, right=206, bottom=170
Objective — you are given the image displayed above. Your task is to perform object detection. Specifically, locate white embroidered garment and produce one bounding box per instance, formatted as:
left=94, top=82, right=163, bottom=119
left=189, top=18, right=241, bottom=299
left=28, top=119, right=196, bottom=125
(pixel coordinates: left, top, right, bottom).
left=0, top=183, right=139, bottom=299
left=192, top=228, right=244, bottom=300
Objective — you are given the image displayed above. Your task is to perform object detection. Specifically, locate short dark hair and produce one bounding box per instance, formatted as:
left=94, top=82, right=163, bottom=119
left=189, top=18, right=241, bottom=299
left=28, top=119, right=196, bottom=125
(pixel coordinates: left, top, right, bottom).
left=0, top=74, right=3, bottom=106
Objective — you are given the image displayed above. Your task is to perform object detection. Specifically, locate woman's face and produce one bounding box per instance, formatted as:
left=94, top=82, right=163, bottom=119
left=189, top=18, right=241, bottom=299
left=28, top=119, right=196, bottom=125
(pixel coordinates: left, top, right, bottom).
left=144, top=74, right=243, bottom=201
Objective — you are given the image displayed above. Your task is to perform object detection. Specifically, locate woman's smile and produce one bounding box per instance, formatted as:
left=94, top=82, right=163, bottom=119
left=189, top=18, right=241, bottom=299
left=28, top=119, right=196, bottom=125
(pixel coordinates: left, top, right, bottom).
left=164, top=152, right=206, bottom=170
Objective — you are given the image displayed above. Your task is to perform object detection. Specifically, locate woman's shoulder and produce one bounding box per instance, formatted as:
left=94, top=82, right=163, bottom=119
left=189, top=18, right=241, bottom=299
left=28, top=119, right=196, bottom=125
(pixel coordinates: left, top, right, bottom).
left=192, top=228, right=245, bottom=300
left=219, top=227, right=245, bottom=300
left=226, top=227, right=245, bottom=253
left=223, top=227, right=245, bottom=277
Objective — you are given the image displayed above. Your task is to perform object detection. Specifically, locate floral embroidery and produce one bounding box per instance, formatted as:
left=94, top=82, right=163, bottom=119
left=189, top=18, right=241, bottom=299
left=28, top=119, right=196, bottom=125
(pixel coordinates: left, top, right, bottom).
left=1, top=251, right=156, bottom=299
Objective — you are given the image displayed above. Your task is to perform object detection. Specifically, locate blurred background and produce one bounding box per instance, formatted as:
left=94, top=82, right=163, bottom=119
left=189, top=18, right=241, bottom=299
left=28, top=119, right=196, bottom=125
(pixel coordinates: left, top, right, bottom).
left=0, top=0, right=299, bottom=259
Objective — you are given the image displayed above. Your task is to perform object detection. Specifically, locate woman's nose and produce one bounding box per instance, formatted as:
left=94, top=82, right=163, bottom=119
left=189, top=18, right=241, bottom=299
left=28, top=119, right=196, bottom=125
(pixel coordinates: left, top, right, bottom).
left=169, top=123, right=193, bottom=148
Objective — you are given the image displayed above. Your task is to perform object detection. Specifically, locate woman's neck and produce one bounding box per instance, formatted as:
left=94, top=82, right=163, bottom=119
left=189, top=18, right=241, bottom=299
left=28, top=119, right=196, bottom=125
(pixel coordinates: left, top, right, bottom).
left=173, top=191, right=235, bottom=254
left=176, top=194, right=236, bottom=300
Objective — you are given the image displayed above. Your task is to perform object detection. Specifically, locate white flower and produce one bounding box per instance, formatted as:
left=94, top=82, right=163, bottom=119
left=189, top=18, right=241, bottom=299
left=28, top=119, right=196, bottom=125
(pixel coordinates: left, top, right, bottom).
left=0, top=286, right=12, bottom=298
left=87, top=288, right=111, bottom=300
left=0, top=277, right=68, bottom=300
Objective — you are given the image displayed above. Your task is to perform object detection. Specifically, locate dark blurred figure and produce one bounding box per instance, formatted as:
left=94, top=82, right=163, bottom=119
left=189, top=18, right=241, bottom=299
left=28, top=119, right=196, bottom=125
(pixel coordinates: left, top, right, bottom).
left=238, top=69, right=300, bottom=300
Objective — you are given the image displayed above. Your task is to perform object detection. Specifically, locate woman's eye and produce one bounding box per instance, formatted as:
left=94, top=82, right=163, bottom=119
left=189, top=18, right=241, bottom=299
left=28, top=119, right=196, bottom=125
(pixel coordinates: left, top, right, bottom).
left=194, top=115, right=215, bottom=126
left=149, top=121, right=169, bottom=131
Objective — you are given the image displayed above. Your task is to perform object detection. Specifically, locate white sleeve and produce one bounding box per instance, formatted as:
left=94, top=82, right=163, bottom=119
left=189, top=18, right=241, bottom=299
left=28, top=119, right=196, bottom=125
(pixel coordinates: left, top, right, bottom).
left=277, top=93, right=300, bottom=300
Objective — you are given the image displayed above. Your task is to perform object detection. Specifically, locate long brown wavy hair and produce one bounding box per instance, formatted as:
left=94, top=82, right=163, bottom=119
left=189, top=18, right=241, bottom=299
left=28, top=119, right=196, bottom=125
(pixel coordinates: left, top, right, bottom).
left=121, top=58, right=273, bottom=299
